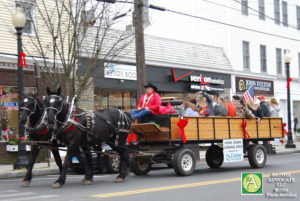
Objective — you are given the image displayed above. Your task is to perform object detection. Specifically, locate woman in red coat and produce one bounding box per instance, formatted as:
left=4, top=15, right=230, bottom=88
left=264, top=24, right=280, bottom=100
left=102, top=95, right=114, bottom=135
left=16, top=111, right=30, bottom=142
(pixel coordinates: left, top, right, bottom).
left=131, top=83, right=162, bottom=121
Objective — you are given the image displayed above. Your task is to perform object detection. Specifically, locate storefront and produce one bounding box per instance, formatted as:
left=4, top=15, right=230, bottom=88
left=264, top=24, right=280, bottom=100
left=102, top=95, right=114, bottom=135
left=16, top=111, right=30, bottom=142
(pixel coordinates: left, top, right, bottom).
left=235, top=76, right=274, bottom=97
left=90, top=61, right=232, bottom=111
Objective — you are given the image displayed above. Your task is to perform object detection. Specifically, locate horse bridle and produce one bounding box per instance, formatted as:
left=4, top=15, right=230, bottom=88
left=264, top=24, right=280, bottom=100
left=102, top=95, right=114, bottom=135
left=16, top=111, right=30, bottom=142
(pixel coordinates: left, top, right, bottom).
left=20, top=96, right=39, bottom=118
left=46, top=95, right=65, bottom=127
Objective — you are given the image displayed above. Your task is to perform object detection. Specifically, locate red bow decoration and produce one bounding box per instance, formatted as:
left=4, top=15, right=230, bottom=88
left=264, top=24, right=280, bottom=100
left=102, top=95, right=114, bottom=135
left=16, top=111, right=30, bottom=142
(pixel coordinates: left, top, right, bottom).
left=282, top=123, right=289, bottom=137
left=287, top=78, right=292, bottom=89
left=242, top=120, right=250, bottom=139
left=177, top=118, right=188, bottom=143
left=19, top=52, right=27, bottom=68
left=18, top=136, right=26, bottom=141
left=127, top=133, right=138, bottom=145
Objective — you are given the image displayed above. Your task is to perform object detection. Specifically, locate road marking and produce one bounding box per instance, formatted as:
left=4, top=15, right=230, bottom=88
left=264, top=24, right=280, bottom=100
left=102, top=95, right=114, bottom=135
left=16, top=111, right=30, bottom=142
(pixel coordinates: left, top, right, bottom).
left=0, top=192, right=36, bottom=198
left=0, top=175, right=108, bottom=182
left=0, top=195, right=58, bottom=201
left=92, top=169, right=300, bottom=198
left=0, top=190, right=18, bottom=194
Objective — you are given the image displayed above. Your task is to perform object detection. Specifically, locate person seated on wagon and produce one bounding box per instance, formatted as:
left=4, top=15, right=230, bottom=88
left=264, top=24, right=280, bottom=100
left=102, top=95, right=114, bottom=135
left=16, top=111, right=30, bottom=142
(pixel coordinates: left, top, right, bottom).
left=131, top=83, right=162, bottom=121
left=196, top=91, right=214, bottom=116
left=232, top=95, right=256, bottom=119
left=183, top=99, right=199, bottom=116
left=214, top=96, right=228, bottom=116
left=224, top=96, right=236, bottom=117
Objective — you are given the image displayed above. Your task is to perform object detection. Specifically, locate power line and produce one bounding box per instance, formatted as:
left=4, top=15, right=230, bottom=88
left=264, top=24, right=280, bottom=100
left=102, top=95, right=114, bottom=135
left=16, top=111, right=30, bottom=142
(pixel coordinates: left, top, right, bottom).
left=145, top=3, right=300, bottom=42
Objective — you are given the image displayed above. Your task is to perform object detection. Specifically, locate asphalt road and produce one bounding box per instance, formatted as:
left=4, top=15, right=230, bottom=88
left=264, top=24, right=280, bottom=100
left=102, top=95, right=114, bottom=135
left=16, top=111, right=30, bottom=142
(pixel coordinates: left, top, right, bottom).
left=0, top=153, right=299, bottom=201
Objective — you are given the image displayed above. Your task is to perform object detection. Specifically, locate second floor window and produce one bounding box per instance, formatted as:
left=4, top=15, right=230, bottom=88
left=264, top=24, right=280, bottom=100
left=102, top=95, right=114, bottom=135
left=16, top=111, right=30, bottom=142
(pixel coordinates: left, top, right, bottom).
left=276, top=48, right=282, bottom=75
left=297, top=6, right=300, bottom=30
left=241, top=0, right=248, bottom=15
left=274, top=0, right=280, bottom=24
left=260, top=45, right=267, bottom=72
left=243, top=41, right=250, bottom=70
left=299, top=53, right=300, bottom=78
left=258, top=0, right=265, bottom=20
left=282, top=1, right=288, bottom=26
left=15, top=1, right=35, bottom=34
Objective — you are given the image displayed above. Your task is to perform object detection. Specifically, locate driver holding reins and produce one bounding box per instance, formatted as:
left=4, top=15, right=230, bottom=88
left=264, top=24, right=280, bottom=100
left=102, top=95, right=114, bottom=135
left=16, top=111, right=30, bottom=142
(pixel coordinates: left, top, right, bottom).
left=131, top=83, right=162, bottom=121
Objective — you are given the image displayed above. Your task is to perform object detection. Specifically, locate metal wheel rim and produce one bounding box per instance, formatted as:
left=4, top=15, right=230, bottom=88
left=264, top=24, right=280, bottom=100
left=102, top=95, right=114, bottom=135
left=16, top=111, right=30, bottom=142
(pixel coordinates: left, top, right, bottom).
left=181, top=154, right=193, bottom=171
left=256, top=149, right=265, bottom=164
left=111, top=157, right=120, bottom=171
left=137, top=159, right=149, bottom=171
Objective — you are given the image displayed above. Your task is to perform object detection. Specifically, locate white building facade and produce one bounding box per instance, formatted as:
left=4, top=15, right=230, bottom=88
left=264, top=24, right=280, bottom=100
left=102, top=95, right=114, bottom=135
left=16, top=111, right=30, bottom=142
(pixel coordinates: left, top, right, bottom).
left=146, top=0, right=300, bottom=129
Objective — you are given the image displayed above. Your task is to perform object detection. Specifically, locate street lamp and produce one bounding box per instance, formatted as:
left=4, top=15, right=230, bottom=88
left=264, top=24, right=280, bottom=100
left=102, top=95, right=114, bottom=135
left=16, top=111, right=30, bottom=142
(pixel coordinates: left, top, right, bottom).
left=283, top=50, right=296, bottom=148
left=12, top=7, right=29, bottom=169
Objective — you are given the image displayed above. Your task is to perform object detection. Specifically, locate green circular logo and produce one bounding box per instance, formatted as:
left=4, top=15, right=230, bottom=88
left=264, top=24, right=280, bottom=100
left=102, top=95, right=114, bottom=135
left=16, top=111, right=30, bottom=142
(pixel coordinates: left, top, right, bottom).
left=242, top=174, right=262, bottom=193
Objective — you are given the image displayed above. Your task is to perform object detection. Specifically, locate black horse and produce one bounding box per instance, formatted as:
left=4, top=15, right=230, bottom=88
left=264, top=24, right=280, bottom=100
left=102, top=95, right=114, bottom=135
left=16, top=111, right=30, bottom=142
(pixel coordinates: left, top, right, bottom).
left=45, top=87, right=131, bottom=188
left=19, top=94, right=63, bottom=187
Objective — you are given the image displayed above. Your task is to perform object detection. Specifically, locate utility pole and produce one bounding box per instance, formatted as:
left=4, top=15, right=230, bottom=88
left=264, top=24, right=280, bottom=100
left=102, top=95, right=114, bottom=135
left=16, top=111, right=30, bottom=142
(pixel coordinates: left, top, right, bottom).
left=133, top=0, right=147, bottom=100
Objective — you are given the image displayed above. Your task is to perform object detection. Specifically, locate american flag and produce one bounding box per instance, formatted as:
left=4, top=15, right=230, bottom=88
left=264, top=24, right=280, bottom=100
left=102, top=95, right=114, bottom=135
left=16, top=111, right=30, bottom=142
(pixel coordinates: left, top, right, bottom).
left=242, top=85, right=255, bottom=102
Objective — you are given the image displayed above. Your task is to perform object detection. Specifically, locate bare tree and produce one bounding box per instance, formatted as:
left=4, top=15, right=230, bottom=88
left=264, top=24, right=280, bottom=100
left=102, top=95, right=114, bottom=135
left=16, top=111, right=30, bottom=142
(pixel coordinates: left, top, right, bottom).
left=23, top=0, right=134, bottom=100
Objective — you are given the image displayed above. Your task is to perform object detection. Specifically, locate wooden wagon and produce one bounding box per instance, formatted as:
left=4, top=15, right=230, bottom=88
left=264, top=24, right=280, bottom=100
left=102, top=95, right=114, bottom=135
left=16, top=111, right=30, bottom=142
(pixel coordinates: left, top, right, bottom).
left=129, top=114, right=283, bottom=176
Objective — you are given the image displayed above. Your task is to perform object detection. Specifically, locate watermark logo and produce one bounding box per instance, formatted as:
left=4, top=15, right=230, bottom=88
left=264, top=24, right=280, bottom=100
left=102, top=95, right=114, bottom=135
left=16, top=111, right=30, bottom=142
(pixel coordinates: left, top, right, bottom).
left=242, top=173, right=263, bottom=195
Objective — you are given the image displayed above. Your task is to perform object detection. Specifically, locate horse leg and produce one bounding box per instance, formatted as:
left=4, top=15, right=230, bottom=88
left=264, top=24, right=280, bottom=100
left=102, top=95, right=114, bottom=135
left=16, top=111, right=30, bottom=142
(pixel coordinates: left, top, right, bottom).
left=115, top=135, right=129, bottom=183
left=51, top=148, right=63, bottom=174
left=77, top=151, right=93, bottom=185
left=21, top=145, right=40, bottom=187
left=52, top=146, right=76, bottom=188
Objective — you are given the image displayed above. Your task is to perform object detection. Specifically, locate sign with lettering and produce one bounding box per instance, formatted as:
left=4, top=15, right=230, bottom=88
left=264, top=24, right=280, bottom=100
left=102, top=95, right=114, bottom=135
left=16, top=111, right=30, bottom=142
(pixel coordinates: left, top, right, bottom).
left=190, top=84, right=224, bottom=92
left=104, top=63, right=136, bottom=80
left=236, top=77, right=274, bottom=95
left=223, top=139, right=244, bottom=162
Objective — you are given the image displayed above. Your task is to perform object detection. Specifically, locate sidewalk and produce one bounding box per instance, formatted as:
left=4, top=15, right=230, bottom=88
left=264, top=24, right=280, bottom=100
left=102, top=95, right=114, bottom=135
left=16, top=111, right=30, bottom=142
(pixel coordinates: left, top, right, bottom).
left=1, top=142, right=300, bottom=179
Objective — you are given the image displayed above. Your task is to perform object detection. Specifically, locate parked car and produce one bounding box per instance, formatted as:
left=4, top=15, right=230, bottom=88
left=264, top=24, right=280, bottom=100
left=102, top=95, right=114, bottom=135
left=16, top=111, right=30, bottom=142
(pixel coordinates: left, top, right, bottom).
left=70, top=144, right=120, bottom=174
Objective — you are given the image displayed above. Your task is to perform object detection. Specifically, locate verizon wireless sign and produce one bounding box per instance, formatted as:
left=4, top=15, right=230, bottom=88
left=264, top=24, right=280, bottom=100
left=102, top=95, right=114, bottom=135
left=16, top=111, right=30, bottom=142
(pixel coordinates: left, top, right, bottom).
left=190, top=75, right=225, bottom=85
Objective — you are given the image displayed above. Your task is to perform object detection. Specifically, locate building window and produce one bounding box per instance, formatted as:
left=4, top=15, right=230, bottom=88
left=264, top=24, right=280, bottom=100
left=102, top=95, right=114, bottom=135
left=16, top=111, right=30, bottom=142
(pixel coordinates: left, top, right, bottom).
left=258, top=0, right=265, bottom=20
left=282, top=1, right=288, bottom=26
left=297, top=6, right=300, bottom=30
left=276, top=48, right=282, bottom=74
left=274, top=0, right=280, bottom=24
left=260, top=45, right=267, bottom=72
left=299, top=53, right=300, bottom=78
left=15, top=1, right=35, bottom=34
left=243, top=41, right=250, bottom=70
left=241, top=0, right=248, bottom=15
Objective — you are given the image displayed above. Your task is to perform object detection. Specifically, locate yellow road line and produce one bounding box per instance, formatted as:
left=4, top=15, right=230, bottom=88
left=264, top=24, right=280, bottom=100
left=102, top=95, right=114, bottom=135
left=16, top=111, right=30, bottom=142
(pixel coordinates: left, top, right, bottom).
left=91, top=169, right=300, bottom=198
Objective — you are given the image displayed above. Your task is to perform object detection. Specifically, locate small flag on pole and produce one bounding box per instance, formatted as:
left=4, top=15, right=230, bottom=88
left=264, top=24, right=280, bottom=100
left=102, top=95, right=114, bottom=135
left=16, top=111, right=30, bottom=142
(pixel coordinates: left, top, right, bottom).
left=242, top=85, right=255, bottom=102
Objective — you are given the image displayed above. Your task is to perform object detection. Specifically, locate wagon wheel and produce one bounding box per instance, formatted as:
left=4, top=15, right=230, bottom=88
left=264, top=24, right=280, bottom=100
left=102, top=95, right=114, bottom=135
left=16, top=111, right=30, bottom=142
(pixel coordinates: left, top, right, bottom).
left=107, top=156, right=120, bottom=174
left=248, top=144, right=267, bottom=168
left=130, top=156, right=152, bottom=175
left=172, top=148, right=196, bottom=176
left=205, top=145, right=224, bottom=168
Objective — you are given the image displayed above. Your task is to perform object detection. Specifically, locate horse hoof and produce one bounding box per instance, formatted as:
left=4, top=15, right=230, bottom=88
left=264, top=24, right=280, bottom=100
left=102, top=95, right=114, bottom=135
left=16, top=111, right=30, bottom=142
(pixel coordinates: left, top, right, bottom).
left=114, top=177, right=124, bottom=183
left=21, top=180, right=31, bottom=187
left=52, top=182, right=63, bottom=188
left=82, top=179, right=93, bottom=185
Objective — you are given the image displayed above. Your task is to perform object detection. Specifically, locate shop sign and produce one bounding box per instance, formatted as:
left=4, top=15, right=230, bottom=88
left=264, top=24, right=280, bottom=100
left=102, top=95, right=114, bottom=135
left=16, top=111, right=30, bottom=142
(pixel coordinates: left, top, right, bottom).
left=190, top=74, right=225, bottom=85
left=236, top=77, right=274, bottom=95
left=2, top=102, right=18, bottom=111
left=223, top=139, right=244, bottom=162
left=104, top=63, right=136, bottom=80
left=190, top=84, right=224, bottom=92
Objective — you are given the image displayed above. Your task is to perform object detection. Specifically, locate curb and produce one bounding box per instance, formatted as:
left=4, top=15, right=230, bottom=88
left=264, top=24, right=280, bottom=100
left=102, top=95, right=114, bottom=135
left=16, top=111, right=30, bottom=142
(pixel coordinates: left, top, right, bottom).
left=275, top=149, right=300, bottom=155
left=0, top=168, right=59, bottom=179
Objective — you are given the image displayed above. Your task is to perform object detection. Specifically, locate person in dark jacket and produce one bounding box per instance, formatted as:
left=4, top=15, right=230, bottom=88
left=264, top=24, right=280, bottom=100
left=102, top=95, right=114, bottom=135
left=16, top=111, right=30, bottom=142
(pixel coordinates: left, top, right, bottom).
left=257, top=95, right=271, bottom=120
left=196, top=91, right=214, bottom=116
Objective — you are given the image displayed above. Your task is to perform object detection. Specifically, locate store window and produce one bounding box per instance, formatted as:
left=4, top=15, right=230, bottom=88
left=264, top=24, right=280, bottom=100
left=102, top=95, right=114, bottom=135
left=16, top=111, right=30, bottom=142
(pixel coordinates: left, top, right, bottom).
left=94, top=88, right=136, bottom=112
left=0, top=85, right=36, bottom=141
